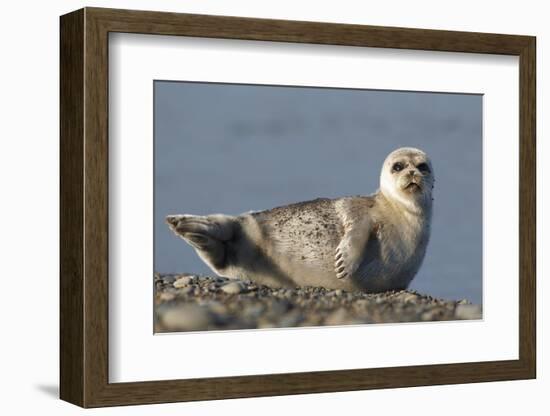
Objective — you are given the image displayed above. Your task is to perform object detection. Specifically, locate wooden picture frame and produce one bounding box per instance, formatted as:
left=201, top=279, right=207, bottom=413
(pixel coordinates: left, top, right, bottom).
left=60, top=7, right=536, bottom=408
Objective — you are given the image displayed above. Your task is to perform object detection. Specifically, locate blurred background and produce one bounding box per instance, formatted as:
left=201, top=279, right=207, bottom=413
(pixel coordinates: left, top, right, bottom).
left=154, top=81, right=482, bottom=304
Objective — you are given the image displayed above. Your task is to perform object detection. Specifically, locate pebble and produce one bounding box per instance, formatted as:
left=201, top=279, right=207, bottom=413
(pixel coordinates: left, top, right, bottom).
left=160, top=304, right=212, bottom=331
left=278, top=311, right=303, bottom=327
left=221, top=281, right=246, bottom=294
left=173, top=275, right=194, bottom=288
left=243, top=304, right=265, bottom=319
left=159, top=292, right=176, bottom=302
left=325, top=308, right=352, bottom=326
left=421, top=309, right=442, bottom=321
left=396, top=292, right=420, bottom=303
left=455, top=304, right=482, bottom=320
left=177, top=286, right=195, bottom=295
left=207, top=301, right=228, bottom=315
left=354, top=299, right=370, bottom=309
left=162, top=275, right=177, bottom=284
left=267, top=300, right=291, bottom=316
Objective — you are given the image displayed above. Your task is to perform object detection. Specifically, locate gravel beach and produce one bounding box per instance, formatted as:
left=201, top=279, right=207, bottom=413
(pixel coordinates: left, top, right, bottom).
left=155, top=273, right=482, bottom=333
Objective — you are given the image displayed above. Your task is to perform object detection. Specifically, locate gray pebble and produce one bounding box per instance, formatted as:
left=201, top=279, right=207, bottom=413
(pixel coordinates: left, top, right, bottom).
left=278, top=311, right=303, bottom=327
left=354, top=299, right=370, bottom=309
left=267, top=300, right=290, bottom=316
left=177, top=286, right=195, bottom=295
left=455, top=304, right=482, bottom=320
left=159, top=292, right=176, bottom=302
left=162, top=275, right=177, bottom=284
left=243, top=304, right=265, bottom=319
left=160, top=304, right=212, bottom=331
left=325, top=308, right=352, bottom=326
left=421, top=309, right=442, bottom=321
left=207, top=301, right=228, bottom=315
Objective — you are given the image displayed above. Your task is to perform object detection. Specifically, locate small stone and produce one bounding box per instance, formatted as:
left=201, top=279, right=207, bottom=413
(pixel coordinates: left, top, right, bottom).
left=159, top=292, right=175, bottom=302
left=207, top=301, right=228, bottom=315
left=162, top=275, right=177, bottom=284
left=243, top=304, right=265, bottom=319
left=177, top=286, right=195, bottom=295
left=267, top=300, right=291, bottom=316
left=395, top=292, right=419, bottom=304
left=160, top=304, right=212, bottom=331
left=257, top=320, right=277, bottom=329
left=221, top=281, right=246, bottom=294
left=455, top=304, right=482, bottom=320
left=325, top=308, right=353, bottom=326
left=173, top=275, right=194, bottom=288
left=278, top=311, right=303, bottom=327
left=354, top=299, right=370, bottom=309
left=421, top=309, right=443, bottom=321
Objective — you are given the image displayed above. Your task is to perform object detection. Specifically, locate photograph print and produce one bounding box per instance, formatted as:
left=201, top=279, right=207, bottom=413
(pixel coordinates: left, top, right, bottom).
left=154, top=81, right=483, bottom=333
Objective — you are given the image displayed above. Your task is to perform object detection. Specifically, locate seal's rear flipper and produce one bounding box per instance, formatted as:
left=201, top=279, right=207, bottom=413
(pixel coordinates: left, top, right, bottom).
left=165, top=214, right=236, bottom=271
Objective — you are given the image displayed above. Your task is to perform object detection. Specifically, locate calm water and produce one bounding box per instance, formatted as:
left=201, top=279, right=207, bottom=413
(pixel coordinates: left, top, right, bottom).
left=154, top=81, right=482, bottom=304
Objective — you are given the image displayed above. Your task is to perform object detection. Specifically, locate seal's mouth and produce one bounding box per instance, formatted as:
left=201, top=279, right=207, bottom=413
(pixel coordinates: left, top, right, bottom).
left=404, top=182, right=422, bottom=193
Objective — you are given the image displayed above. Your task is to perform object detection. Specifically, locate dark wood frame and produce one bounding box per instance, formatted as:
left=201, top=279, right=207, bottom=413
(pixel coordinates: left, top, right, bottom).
left=60, top=7, right=536, bottom=408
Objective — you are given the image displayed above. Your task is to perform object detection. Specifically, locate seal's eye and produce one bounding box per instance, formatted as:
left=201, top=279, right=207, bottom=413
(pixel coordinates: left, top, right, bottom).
left=392, top=162, right=404, bottom=172
left=417, top=162, right=430, bottom=173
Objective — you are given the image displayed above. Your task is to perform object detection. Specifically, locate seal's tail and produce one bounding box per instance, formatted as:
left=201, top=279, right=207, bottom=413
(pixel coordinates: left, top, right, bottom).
left=165, top=214, right=236, bottom=270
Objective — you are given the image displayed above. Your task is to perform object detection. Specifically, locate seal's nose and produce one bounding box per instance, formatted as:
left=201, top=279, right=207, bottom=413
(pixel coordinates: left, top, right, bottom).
left=409, top=169, right=416, bottom=176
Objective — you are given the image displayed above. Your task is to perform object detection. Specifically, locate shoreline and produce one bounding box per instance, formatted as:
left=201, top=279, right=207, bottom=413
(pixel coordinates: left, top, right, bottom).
left=155, top=273, right=482, bottom=333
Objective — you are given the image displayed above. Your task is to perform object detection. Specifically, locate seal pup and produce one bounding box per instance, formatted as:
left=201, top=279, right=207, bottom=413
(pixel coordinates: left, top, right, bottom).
left=166, top=147, right=434, bottom=292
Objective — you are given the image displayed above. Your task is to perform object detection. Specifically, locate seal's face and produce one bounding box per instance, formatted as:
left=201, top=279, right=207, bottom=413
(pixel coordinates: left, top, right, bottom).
left=380, top=147, right=434, bottom=211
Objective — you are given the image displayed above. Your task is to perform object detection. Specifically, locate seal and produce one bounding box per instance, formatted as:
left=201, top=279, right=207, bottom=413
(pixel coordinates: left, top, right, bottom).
left=166, top=147, right=434, bottom=292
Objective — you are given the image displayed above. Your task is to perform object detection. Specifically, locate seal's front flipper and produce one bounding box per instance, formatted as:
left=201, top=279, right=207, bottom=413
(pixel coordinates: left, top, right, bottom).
left=334, top=220, right=371, bottom=279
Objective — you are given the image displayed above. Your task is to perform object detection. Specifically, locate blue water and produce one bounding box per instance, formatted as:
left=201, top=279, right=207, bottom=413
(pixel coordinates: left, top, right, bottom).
left=154, top=81, right=482, bottom=304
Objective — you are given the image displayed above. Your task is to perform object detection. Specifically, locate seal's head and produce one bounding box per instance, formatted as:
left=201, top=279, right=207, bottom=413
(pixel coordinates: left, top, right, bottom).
left=380, top=147, right=434, bottom=213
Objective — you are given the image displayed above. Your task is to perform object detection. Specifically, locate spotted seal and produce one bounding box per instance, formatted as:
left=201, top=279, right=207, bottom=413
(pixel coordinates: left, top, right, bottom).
left=166, top=147, right=434, bottom=292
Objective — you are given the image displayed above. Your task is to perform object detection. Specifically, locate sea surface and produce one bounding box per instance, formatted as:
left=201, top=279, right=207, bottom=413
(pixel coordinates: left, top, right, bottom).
left=154, top=81, right=483, bottom=304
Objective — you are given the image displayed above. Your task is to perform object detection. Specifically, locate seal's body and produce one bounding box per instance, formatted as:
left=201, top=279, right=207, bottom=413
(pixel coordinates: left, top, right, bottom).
left=166, top=147, right=434, bottom=292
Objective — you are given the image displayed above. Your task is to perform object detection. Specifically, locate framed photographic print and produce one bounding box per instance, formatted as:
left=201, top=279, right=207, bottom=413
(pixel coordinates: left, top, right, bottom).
left=60, top=7, right=536, bottom=408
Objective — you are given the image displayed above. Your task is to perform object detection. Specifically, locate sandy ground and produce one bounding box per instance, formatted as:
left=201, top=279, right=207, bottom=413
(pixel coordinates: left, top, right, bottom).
left=154, top=273, right=482, bottom=333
